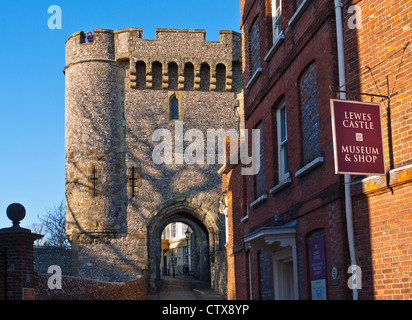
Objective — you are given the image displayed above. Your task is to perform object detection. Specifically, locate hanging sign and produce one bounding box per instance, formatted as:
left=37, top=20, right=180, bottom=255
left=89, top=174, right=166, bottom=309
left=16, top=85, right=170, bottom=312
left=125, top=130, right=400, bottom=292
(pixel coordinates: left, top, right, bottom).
left=330, top=99, right=385, bottom=175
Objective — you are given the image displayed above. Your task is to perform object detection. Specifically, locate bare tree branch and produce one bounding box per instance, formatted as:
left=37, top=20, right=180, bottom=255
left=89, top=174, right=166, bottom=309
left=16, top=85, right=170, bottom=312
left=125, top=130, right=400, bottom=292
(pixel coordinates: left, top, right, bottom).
left=38, top=200, right=71, bottom=249
left=28, top=222, right=45, bottom=246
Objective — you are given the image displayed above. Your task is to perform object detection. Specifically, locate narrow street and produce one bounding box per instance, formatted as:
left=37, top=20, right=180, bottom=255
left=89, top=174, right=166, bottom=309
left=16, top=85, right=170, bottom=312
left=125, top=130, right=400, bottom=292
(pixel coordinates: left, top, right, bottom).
left=147, top=276, right=224, bottom=300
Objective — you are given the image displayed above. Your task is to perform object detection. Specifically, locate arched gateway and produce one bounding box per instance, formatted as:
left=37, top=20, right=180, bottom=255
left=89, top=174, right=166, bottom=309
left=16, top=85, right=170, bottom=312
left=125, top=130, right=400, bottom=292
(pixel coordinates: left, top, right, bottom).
left=146, top=200, right=223, bottom=285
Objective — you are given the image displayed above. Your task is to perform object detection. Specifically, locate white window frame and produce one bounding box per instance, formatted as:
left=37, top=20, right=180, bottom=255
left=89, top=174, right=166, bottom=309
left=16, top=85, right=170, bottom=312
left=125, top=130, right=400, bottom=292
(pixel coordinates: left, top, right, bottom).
left=171, top=222, right=176, bottom=238
left=272, top=247, right=298, bottom=300
left=288, top=0, right=311, bottom=28
left=255, top=122, right=266, bottom=198
left=276, top=101, right=289, bottom=182
left=272, top=0, right=282, bottom=43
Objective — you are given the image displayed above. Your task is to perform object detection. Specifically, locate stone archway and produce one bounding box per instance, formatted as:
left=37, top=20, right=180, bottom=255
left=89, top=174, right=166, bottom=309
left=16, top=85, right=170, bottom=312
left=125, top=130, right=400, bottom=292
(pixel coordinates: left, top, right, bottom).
left=155, top=213, right=210, bottom=282
left=145, top=198, right=224, bottom=290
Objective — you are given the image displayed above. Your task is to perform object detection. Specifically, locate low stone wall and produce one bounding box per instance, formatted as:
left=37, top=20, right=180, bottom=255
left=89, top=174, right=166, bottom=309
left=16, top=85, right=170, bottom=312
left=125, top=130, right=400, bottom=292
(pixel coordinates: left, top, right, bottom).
left=36, top=274, right=148, bottom=300
left=34, top=246, right=72, bottom=275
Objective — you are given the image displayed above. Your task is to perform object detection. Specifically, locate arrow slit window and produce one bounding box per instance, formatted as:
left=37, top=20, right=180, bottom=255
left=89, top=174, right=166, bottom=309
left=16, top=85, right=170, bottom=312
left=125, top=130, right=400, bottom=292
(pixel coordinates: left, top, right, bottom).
left=170, top=95, right=179, bottom=120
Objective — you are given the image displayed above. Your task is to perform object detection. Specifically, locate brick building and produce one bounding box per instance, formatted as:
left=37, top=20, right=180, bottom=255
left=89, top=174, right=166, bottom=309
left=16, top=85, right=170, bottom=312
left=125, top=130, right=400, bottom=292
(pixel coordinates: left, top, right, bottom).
left=221, top=0, right=411, bottom=300
left=343, top=0, right=412, bottom=299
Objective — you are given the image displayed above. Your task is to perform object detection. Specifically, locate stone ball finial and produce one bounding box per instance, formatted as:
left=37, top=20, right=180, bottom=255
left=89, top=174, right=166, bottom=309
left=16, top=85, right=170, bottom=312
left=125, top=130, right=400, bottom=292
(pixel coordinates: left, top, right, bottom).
left=6, top=203, right=26, bottom=227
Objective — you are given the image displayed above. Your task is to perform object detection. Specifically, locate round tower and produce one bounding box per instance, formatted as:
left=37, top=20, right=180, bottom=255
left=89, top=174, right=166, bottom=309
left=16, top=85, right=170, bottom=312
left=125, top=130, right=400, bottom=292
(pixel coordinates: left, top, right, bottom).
left=64, top=29, right=127, bottom=241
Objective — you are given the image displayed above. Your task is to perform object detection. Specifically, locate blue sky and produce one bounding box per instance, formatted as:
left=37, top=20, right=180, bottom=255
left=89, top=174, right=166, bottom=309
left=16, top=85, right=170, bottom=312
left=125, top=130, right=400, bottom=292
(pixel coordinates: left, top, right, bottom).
left=0, top=0, right=241, bottom=229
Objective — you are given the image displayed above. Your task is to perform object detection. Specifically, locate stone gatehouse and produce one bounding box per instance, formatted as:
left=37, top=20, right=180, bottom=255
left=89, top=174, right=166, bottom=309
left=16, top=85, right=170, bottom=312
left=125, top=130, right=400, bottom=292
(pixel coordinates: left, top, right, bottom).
left=64, top=28, right=242, bottom=295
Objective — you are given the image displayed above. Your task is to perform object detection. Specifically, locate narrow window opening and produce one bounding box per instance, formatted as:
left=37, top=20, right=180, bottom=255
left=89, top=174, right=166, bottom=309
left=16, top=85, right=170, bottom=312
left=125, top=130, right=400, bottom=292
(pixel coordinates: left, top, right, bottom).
left=170, top=95, right=179, bottom=120
left=168, top=62, right=179, bottom=91
left=152, top=61, right=162, bottom=90
left=216, top=63, right=226, bottom=92
left=136, top=61, right=146, bottom=90
left=184, top=63, right=194, bottom=91
left=200, top=63, right=210, bottom=91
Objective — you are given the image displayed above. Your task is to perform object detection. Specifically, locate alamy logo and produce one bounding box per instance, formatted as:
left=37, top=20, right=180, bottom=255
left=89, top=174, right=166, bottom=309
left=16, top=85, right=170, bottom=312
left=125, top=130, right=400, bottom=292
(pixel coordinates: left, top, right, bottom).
left=151, top=121, right=261, bottom=175
left=347, top=265, right=362, bottom=290
left=47, top=5, right=62, bottom=30
left=47, top=265, right=62, bottom=290
left=347, top=5, right=362, bottom=30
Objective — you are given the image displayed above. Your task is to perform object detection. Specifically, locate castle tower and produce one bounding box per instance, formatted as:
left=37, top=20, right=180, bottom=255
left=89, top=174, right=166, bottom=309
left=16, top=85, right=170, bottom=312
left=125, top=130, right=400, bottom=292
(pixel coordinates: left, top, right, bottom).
left=64, top=30, right=127, bottom=238
left=64, top=28, right=242, bottom=293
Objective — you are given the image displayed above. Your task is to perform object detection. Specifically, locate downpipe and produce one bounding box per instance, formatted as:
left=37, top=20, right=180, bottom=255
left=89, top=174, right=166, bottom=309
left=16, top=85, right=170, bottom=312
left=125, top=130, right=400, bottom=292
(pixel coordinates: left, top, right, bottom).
left=334, top=0, right=358, bottom=300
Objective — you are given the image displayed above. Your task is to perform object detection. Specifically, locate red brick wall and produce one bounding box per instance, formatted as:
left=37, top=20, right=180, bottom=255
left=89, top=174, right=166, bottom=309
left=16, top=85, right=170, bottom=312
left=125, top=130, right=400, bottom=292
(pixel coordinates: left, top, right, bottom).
left=232, top=0, right=411, bottom=300
left=352, top=167, right=412, bottom=299
left=234, top=251, right=250, bottom=299
left=242, top=0, right=337, bottom=117
left=248, top=249, right=261, bottom=300
left=343, top=0, right=412, bottom=170
left=235, top=0, right=353, bottom=300
left=224, top=161, right=249, bottom=300
left=296, top=199, right=350, bottom=299
left=242, top=2, right=341, bottom=231
left=343, top=0, right=412, bottom=300
left=0, top=231, right=41, bottom=300
left=353, top=180, right=412, bottom=300
left=226, top=246, right=236, bottom=300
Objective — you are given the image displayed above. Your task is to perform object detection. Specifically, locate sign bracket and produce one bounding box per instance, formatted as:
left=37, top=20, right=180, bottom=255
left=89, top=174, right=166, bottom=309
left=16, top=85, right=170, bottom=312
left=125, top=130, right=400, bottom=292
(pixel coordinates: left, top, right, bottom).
left=329, top=84, right=398, bottom=102
left=329, top=41, right=408, bottom=102
left=330, top=74, right=398, bottom=172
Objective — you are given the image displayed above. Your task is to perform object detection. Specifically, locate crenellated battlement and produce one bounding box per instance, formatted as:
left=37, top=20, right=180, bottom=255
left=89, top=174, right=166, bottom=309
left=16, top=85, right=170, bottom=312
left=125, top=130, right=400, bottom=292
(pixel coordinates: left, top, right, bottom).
left=65, top=28, right=241, bottom=92
left=65, top=27, right=240, bottom=46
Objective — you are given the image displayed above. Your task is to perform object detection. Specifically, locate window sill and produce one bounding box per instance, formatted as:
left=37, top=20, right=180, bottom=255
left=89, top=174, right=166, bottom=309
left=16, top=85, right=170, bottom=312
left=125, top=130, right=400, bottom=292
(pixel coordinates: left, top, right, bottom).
left=245, top=67, right=262, bottom=90
left=287, top=0, right=311, bottom=29
left=240, top=215, right=249, bottom=223
left=264, top=33, right=285, bottom=62
left=295, top=156, right=324, bottom=178
left=269, top=176, right=291, bottom=195
left=250, top=193, right=268, bottom=208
